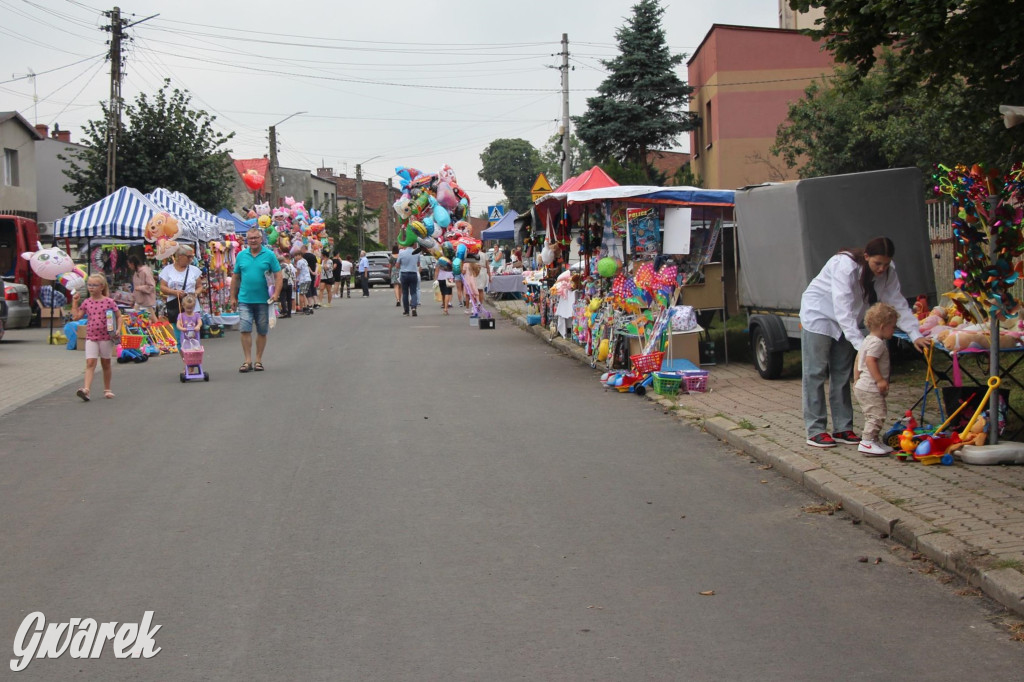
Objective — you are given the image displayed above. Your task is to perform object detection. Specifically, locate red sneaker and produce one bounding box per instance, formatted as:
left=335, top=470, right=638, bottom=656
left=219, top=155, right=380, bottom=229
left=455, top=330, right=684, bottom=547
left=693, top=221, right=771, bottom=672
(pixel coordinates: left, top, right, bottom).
left=806, top=433, right=837, bottom=448
left=831, top=430, right=860, bottom=445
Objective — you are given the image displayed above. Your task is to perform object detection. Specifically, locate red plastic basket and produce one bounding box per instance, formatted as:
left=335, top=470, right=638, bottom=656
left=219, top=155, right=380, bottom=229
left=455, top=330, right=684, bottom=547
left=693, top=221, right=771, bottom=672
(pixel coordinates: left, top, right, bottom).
left=182, top=347, right=205, bottom=366
left=629, top=351, right=664, bottom=374
left=120, top=334, right=144, bottom=349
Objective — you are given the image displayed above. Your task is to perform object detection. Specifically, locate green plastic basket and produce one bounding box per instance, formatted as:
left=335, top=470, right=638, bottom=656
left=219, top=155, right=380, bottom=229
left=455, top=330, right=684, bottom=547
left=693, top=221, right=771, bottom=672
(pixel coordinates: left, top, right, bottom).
left=652, top=373, right=682, bottom=396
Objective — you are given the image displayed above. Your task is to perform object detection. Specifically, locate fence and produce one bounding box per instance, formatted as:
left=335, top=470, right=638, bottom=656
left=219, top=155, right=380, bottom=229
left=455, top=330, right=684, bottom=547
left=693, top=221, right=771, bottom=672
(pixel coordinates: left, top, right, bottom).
left=927, top=198, right=1024, bottom=307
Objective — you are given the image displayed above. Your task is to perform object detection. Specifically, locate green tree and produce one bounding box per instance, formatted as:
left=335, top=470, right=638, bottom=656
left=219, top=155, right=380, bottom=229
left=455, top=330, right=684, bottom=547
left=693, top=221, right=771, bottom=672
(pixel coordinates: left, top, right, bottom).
left=788, top=0, right=1024, bottom=163
left=771, top=55, right=988, bottom=180
left=62, top=80, right=236, bottom=211
left=574, top=0, right=696, bottom=172
left=538, top=132, right=594, bottom=187
left=477, top=138, right=542, bottom=212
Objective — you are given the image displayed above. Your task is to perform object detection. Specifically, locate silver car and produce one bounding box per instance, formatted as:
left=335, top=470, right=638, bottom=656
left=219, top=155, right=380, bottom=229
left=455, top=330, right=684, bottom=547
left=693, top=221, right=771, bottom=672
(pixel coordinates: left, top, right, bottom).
left=1, top=278, right=32, bottom=330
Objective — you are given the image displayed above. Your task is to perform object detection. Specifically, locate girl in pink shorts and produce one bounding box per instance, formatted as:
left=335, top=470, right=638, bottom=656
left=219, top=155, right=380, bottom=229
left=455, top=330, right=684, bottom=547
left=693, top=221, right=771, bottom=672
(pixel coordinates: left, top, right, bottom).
left=70, top=274, right=122, bottom=401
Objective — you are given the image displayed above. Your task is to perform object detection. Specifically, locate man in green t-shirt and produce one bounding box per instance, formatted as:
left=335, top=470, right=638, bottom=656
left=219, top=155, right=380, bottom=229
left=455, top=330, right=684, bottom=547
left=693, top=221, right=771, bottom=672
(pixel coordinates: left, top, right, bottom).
left=229, top=228, right=283, bottom=373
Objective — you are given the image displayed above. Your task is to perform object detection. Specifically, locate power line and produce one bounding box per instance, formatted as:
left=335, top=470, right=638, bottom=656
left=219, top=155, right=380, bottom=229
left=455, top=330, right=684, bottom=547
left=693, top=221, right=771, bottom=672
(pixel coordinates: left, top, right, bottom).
left=0, top=52, right=105, bottom=85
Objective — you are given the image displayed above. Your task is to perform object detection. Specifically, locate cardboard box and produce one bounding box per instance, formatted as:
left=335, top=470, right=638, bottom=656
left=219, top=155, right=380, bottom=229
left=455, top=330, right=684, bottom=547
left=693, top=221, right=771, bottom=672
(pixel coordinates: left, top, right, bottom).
left=74, top=325, right=87, bottom=350
left=680, top=262, right=724, bottom=310
left=38, top=306, right=66, bottom=324
left=628, top=328, right=702, bottom=368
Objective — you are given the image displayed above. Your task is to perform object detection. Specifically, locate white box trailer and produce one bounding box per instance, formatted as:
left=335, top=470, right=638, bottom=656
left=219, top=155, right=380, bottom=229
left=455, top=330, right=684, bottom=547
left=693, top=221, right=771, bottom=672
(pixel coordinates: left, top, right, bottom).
left=734, top=167, right=936, bottom=378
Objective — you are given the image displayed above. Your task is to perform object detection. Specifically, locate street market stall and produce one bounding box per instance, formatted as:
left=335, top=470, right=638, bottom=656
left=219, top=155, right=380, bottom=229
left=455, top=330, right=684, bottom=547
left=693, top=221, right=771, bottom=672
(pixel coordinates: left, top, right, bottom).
left=529, top=182, right=736, bottom=376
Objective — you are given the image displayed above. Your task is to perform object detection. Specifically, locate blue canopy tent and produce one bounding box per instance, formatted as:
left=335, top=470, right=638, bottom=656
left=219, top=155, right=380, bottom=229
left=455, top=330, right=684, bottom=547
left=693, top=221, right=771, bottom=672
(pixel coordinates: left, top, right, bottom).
left=480, top=208, right=518, bottom=241
left=54, top=186, right=162, bottom=239
left=218, top=208, right=251, bottom=234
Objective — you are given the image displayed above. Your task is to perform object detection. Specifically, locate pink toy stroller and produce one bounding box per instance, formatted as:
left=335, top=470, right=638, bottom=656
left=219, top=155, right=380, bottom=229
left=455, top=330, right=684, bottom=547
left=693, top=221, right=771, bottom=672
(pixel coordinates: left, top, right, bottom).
left=179, top=331, right=209, bottom=383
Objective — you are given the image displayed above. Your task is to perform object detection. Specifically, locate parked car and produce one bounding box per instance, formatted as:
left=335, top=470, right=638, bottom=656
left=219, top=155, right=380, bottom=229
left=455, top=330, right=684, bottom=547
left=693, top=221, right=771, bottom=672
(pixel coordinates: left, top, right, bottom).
left=1, top=278, right=32, bottom=329
left=365, top=251, right=392, bottom=287
left=419, top=255, right=436, bottom=280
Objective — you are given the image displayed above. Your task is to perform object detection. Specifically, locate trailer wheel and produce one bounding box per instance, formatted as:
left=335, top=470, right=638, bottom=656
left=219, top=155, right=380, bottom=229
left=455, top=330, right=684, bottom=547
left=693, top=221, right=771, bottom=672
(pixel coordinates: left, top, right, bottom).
left=752, top=326, right=783, bottom=380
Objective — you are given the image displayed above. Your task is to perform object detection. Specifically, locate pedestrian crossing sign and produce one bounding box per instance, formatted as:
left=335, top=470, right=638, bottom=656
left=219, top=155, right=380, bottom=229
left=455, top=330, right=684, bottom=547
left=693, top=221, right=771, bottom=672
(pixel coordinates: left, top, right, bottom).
left=487, top=205, right=505, bottom=226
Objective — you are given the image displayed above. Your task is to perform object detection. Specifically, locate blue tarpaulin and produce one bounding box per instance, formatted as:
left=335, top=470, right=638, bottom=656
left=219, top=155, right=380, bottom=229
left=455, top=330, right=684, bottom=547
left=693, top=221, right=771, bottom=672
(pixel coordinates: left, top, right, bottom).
left=218, top=208, right=252, bottom=234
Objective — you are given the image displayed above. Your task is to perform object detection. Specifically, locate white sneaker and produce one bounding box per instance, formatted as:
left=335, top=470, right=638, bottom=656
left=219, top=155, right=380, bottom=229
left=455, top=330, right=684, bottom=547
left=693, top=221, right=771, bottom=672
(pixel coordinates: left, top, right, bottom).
left=858, top=440, right=889, bottom=457
left=877, top=441, right=894, bottom=454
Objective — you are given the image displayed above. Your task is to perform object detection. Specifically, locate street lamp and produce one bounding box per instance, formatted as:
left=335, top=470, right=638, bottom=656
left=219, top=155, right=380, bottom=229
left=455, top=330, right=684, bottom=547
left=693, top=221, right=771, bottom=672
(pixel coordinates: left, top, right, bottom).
left=269, top=111, right=306, bottom=207
left=355, top=155, right=382, bottom=252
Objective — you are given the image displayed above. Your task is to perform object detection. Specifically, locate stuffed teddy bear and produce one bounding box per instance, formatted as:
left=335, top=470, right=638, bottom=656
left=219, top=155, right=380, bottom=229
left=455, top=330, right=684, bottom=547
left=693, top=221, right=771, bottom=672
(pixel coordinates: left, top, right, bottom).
left=947, top=415, right=987, bottom=453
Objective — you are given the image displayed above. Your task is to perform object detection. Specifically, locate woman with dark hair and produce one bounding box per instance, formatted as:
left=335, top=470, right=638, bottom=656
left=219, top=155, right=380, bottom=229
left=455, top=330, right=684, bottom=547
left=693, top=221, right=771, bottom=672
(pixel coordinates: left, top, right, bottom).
left=799, top=236, right=929, bottom=448
left=127, top=254, right=156, bottom=311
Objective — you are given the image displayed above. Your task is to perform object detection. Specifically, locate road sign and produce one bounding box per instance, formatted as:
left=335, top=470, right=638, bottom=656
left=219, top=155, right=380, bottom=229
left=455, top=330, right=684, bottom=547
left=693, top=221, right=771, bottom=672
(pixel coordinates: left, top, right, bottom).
left=487, top=205, right=505, bottom=226
left=531, top=173, right=553, bottom=202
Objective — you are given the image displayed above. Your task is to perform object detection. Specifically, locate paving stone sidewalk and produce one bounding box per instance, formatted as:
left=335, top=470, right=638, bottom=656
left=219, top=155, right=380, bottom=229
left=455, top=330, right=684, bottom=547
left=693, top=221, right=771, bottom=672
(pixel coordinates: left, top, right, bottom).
left=492, top=299, right=1024, bottom=617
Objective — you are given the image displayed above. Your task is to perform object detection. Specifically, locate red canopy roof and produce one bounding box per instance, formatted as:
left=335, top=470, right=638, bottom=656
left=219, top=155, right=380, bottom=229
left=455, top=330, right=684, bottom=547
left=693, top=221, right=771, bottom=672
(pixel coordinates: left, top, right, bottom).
left=551, top=165, right=619, bottom=194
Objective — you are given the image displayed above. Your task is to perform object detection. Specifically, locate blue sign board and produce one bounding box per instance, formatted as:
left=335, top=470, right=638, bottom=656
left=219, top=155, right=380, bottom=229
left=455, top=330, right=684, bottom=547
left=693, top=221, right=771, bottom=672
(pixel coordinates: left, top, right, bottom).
left=487, top=205, right=505, bottom=226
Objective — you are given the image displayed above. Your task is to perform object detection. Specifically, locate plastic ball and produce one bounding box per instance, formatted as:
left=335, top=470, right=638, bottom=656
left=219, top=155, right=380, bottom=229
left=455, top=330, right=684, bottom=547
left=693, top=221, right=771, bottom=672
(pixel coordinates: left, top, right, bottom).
left=597, top=257, right=620, bottom=278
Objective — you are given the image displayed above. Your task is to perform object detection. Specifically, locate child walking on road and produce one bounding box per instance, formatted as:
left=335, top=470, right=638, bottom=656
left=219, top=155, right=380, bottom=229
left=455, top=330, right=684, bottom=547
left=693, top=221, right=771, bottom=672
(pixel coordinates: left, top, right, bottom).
left=71, top=274, right=122, bottom=401
left=853, top=302, right=898, bottom=456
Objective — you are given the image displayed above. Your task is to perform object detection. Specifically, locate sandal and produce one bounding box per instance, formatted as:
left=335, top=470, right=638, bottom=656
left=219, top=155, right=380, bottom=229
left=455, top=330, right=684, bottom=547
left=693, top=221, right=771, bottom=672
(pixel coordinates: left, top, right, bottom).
left=76, top=388, right=90, bottom=402
left=253, top=362, right=265, bottom=371
left=104, top=390, right=115, bottom=399
left=239, top=362, right=253, bottom=373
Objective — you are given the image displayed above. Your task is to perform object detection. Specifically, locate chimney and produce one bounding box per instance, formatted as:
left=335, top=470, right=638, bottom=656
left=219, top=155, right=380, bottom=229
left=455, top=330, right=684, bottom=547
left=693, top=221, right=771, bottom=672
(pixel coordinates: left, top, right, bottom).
left=55, top=130, right=71, bottom=143
left=34, top=123, right=48, bottom=138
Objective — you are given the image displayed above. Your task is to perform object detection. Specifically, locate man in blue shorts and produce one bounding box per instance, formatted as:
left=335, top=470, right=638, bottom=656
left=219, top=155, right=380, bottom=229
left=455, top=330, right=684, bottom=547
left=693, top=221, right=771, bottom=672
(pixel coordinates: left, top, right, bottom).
left=229, top=227, right=283, bottom=373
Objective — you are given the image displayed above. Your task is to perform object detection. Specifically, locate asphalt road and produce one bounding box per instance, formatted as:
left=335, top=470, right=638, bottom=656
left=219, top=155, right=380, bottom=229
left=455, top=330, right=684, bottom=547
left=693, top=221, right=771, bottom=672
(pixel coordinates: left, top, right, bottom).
left=3, top=287, right=1024, bottom=681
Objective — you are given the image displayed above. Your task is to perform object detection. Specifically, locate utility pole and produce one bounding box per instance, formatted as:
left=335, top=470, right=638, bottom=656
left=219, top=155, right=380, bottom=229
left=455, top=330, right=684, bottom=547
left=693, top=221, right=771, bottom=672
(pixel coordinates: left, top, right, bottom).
left=356, top=163, right=364, bottom=253
left=268, top=125, right=279, bottom=207
left=102, top=7, right=156, bottom=196
left=560, top=33, right=571, bottom=185
left=386, top=178, right=394, bottom=247
left=104, top=7, right=124, bottom=196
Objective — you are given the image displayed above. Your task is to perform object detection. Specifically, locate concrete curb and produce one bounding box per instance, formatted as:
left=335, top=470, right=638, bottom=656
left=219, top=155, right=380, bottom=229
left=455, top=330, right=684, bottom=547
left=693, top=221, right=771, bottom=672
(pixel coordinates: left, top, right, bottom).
left=494, top=302, right=1024, bottom=618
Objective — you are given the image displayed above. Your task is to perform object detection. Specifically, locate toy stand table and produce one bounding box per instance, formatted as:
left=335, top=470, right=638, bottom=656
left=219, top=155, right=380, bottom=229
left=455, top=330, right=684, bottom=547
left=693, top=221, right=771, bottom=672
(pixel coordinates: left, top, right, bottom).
left=914, top=337, right=1024, bottom=439
left=488, top=274, right=526, bottom=300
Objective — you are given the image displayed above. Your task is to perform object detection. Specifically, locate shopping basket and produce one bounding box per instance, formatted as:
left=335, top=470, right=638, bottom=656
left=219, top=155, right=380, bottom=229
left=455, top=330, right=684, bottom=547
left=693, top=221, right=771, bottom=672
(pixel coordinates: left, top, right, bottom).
left=120, top=334, right=144, bottom=349
left=652, top=372, right=683, bottom=396
left=683, top=371, right=709, bottom=393
left=629, top=351, right=664, bottom=374
left=182, top=346, right=205, bottom=366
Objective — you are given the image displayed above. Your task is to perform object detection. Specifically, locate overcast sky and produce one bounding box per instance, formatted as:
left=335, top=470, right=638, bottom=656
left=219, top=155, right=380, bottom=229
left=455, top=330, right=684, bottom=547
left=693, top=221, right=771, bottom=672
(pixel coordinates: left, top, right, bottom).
left=1, top=0, right=779, bottom=210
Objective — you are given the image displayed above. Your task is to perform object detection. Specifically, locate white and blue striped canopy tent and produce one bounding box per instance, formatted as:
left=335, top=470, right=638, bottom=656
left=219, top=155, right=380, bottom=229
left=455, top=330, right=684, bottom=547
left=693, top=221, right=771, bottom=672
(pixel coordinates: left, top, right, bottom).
left=164, top=189, right=232, bottom=240
left=54, top=186, right=162, bottom=239
left=145, top=188, right=209, bottom=242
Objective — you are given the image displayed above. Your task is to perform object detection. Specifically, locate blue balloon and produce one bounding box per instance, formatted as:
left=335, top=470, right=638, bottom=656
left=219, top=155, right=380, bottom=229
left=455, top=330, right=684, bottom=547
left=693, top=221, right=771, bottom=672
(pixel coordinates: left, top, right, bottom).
left=431, top=197, right=451, bottom=229
left=456, top=243, right=467, bottom=260
left=452, top=257, right=463, bottom=276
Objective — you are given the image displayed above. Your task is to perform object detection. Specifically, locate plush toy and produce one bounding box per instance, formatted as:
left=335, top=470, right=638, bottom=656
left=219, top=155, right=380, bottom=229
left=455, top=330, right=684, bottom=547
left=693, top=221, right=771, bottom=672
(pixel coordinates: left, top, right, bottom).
left=947, top=416, right=987, bottom=453
left=919, top=306, right=947, bottom=333
left=912, top=295, right=930, bottom=320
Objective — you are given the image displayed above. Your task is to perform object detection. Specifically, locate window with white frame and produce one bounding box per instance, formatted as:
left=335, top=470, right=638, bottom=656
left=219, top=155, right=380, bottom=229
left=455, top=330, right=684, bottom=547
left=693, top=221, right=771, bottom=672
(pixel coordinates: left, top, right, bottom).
left=3, top=148, right=19, bottom=186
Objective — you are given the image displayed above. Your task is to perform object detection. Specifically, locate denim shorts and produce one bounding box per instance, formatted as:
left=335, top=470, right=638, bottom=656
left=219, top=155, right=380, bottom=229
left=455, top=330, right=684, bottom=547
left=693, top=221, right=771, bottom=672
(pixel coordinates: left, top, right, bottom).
left=238, top=302, right=270, bottom=335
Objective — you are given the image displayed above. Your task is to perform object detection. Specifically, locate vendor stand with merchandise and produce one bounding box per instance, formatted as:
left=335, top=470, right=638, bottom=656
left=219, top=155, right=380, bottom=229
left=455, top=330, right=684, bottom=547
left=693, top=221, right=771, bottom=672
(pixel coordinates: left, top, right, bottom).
left=531, top=181, right=736, bottom=382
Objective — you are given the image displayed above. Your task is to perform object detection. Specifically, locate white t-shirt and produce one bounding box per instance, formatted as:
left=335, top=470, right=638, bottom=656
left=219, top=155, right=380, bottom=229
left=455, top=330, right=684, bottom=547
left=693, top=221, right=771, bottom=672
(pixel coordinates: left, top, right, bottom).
left=339, top=259, right=353, bottom=276
left=158, top=264, right=202, bottom=303
left=854, top=335, right=890, bottom=393
left=294, top=257, right=311, bottom=284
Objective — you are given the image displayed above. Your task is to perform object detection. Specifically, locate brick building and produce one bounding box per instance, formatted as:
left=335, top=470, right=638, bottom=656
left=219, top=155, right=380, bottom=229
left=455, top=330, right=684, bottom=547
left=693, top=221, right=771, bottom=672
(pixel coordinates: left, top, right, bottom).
left=319, top=168, right=397, bottom=246
left=686, top=24, right=836, bottom=189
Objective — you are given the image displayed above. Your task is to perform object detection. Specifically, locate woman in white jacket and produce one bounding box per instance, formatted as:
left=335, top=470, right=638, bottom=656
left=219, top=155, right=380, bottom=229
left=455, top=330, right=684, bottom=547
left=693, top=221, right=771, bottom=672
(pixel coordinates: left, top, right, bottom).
left=799, top=237, right=929, bottom=448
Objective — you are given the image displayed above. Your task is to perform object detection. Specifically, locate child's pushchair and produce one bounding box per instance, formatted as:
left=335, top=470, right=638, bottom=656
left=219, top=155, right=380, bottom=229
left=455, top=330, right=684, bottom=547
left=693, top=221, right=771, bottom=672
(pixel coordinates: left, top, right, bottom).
left=179, top=331, right=209, bottom=383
